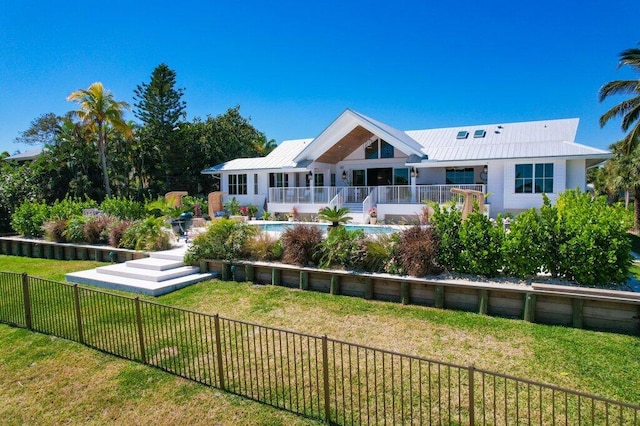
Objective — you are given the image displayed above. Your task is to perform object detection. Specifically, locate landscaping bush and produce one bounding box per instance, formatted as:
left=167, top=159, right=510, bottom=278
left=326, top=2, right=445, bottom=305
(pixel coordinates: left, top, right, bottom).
left=120, top=217, right=172, bottom=251
left=397, top=226, right=441, bottom=276
left=502, top=208, right=547, bottom=278
left=280, top=225, right=323, bottom=266
left=108, top=220, right=133, bottom=248
left=83, top=215, right=114, bottom=244
left=554, top=189, right=631, bottom=286
left=317, top=227, right=367, bottom=270
left=184, top=218, right=257, bottom=264
left=49, top=196, right=97, bottom=221
left=363, top=233, right=398, bottom=274
left=458, top=213, right=504, bottom=277
left=99, top=197, right=146, bottom=220
left=181, top=196, right=208, bottom=217
left=430, top=202, right=462, bottom=271
left=246, top=232, right=281, bottom=261
left=11, top=200, right=50, bottom=237
left=42, top=219, right=68, bottom=242
left=63, top=216, right=87, bottom=243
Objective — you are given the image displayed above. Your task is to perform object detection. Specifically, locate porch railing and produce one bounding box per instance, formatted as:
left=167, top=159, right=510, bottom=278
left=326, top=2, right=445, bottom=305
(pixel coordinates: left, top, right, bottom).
left=269, top=184, right=486, bottom=206
left=377, top=184, right=486, bottom=204
left=269, top=187, right=341, bottom=204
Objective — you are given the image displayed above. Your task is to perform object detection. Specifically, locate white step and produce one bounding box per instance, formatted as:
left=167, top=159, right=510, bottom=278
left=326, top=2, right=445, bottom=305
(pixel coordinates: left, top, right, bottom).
left=66, top=269, right=216, bottom=296
left=149, top=247, right=188, bottom=261
left=96, top=264, right=199, bottom=282
left=125, top=257, right=184, bottom=271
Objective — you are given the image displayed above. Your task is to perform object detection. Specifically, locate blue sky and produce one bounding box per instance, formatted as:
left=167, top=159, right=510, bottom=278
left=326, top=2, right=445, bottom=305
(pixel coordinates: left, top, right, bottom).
left=1, top=0, right=638, bottom=156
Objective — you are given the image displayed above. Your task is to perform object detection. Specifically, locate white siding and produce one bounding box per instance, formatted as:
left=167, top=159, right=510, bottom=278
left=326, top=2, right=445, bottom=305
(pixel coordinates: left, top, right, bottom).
left=503, top=159, right=566, bottom=211
left=566, top=159, right=586, bottom=191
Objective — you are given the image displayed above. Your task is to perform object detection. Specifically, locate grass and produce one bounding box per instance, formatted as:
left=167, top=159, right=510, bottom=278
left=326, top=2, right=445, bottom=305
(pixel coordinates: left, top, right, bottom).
left=1, top=255, right=640, bottom=421
left=0, top=324, right=318, bottom=425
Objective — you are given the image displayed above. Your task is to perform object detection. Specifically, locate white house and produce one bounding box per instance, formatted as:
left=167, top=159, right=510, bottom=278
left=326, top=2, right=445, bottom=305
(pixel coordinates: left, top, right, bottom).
left=202, top=109, right=610, bottom=222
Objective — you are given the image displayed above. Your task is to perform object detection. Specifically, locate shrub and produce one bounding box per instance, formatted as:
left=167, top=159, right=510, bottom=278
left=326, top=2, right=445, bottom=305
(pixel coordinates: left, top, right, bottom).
left=503, top=208, right=546, bottom=278
left=554, top=189, right=631, bottom=286
left=430, top=202, right=462, bottom=271
left=99, top=197, right=146, bottom=220
left=109, top=220, right=133, bottom=248
left=63, top=216, right=87, bottom=243
left=182, top=195, right=208, bottom=217
left=364, top=233, right=399, bottom=274
left=458, top=213, right=504, bottom=277
left=42, top=220, right=68, bottom=242
left=11, top=200, right=50, bottom=237
left=317, top=227, right=366, bottom=270
left=246, top=232, right=281, bottom=261
left=49, top=196, right=97, bottom=221
left=83, top=215, right=114, bottom=244
left=397, top=226, right=441, bottom=276
left=184, top=218, right=257, bottom=264
left=120, top=217, right=172, bottom=251
left=280, top=225, right=323, bottom=266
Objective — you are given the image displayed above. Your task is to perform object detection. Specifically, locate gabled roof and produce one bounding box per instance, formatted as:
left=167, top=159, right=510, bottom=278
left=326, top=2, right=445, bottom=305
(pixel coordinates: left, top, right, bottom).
left=293, top=109, right=425, bottom=163
left=201, top=112, right=610, bottom=174
left=201, top=139, right=312, bottom=173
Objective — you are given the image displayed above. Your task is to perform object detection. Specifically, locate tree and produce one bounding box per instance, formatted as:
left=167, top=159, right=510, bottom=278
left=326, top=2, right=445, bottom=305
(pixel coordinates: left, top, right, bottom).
left=67, top=82, right=131, bottom=197
left=605, top=140, right=640, bottom=230
left=133, top=63, right=186, bottom=191
left=13, top=112, right=61, bottom=146
left=599, top=46, right=640, bottom=154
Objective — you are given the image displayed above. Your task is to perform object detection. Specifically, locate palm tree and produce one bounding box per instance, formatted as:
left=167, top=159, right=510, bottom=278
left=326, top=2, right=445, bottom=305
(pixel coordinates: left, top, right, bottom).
left=605, top=140, right=640, bottom=231
left=67, top=82, right=131, bottom=197
left=318, top=206, right=352, bottom=229
left=599, top=47, right=640, bottom=154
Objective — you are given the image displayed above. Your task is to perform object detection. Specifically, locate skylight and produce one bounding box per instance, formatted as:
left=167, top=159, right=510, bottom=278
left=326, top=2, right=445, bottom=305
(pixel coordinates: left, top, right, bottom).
left=456, top=131, right=469, bottom=139
left=474, top=130, right=486, bottom=138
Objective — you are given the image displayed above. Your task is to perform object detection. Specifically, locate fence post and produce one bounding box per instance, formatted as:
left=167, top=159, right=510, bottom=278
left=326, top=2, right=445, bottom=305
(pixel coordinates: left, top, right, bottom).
left=523, top=293, right=536, bottom=323
left=271, top=267, right=280, bottom=286
left=21, top=273, right=32, bottom=330
left=300, top=270, right=309, bottom=290
left=134, top=297, right=146, bottom=364
left=364, top=277, right=373, bottom=300
left=322, top=335, right=331, bottom=423
left=478, top=289, right=488, bottom=315
left=330, top=275, right=340, bottom=295
left=434, top=285, right=444, bottom=309
left=401, top=281, right=410, bottom=305
left=468, top=364, right=475, bottom=426
left=73, top=284, right=84, bottom=344
left=572, top=298, right=584, bottom=329
left=214, top=314, right=225, bottom=390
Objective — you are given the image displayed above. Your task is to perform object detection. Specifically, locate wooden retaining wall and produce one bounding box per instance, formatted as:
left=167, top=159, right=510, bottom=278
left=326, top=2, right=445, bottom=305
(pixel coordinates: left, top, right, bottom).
left=203, top=259, right=640, bottom=336
left=0, top=237, right=146, bottom=263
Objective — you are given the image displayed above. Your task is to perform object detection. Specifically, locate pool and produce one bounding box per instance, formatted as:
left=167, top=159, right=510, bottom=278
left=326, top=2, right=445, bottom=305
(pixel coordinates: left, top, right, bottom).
left=255, top=221, right=401, bottom=235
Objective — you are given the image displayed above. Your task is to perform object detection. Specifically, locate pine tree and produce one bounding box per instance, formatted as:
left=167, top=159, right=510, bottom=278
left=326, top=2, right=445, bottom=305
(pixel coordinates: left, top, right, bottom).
left=133, top=63, right=187, bottom=192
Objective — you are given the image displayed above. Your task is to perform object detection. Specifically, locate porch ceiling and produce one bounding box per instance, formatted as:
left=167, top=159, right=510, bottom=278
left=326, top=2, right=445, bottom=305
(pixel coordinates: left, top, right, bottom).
left=316, top=125, right=373, bottom=164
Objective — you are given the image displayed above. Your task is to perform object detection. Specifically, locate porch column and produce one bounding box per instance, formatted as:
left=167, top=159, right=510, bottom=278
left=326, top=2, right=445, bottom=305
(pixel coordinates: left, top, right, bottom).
left=411, top=168, right=417, bottom=203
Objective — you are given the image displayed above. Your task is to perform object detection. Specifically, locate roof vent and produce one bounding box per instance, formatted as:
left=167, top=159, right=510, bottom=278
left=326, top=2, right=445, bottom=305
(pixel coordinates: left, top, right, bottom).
left=474, top=130, right=486, bottom=138
left=456, top=131, right=469, bottom=139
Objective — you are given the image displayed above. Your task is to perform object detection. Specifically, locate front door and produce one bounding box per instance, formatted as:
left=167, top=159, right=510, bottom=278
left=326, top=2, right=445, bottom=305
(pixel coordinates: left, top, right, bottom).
left=367, top=168, right=393, bottom=186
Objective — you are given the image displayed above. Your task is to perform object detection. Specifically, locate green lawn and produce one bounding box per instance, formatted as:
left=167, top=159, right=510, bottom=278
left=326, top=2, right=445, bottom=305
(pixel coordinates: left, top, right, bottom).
left=1, top=255, right=639, bottom=421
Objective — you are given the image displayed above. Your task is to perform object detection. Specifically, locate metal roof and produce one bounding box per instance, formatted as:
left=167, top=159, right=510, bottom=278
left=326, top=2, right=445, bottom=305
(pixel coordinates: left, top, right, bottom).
left=202, top=138, right=312, bottom=173
left=3, top=147, right=44, bottom=162
left=405, top=118, right=609, bottom=163
left=202, top=114, right=610, bottom=173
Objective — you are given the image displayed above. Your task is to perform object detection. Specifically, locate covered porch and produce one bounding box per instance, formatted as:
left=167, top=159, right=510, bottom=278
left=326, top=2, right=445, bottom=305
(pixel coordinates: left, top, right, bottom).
left=267, top=183, right=487, bottom=223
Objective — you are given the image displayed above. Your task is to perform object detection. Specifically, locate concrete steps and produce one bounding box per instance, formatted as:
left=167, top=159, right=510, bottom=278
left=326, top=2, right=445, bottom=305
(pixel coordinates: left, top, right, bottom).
left=66, top=246, right=216, bottom=296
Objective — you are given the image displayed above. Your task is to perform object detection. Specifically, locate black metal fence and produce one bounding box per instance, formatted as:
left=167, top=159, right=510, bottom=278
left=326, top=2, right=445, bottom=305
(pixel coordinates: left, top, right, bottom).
left=0, top=271, right=638, bottom=424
